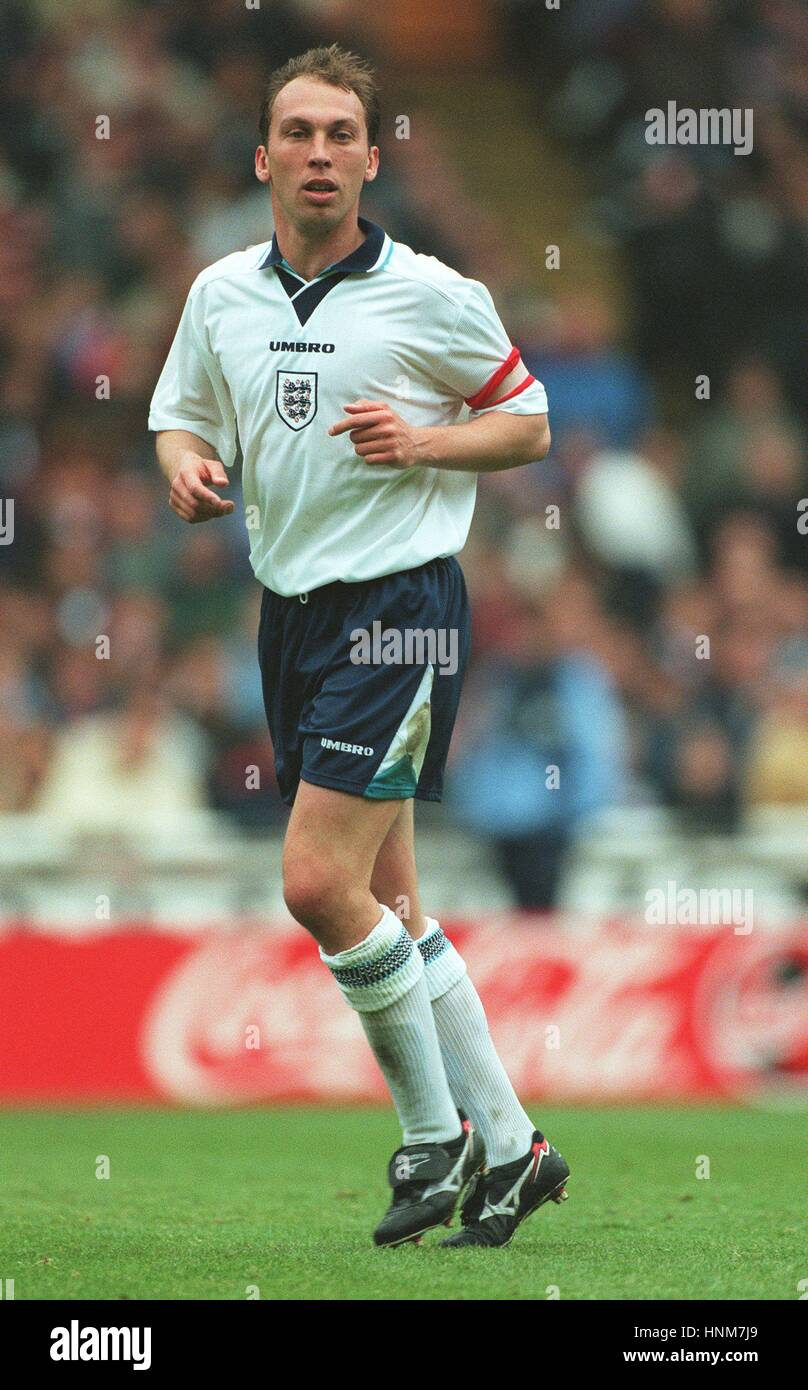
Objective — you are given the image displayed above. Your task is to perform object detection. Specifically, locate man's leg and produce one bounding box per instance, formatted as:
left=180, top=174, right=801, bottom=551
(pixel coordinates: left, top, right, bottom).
left=369, top=798, right=426, bottom=940
left=282, top=780, right=459, bottom=1147
left=371, top=801, right=535, bottom=1168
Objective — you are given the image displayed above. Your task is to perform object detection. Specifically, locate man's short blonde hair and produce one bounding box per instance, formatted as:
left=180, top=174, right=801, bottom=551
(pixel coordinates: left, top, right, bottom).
left=259, top=43, right=381, bottom=149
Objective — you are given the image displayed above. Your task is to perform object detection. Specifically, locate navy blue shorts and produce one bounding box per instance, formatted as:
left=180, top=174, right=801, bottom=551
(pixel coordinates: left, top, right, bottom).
left=257, top=556, right=471, bottom=806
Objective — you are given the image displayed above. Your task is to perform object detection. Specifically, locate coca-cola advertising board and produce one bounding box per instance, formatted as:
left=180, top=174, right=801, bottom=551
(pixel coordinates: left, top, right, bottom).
left=1, top=920, right=806, bottom=1105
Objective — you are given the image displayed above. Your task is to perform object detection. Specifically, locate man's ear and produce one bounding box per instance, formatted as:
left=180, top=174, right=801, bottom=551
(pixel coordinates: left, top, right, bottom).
left=364, top=149, right=380, bottom=183
left=255, top=146, right=272, bottom=185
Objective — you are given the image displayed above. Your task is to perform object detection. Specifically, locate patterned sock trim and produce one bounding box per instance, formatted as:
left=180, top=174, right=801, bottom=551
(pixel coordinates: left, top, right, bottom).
left=329, top=924, right=412, bottom=988
left=320, top=908, right=424, bottom=1013
left=417, top=923, right=451, bottom=966
left=418, top=917, right=467, bottom=1001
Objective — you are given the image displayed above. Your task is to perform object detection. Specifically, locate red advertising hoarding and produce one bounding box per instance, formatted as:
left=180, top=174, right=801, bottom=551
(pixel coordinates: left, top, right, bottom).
left=1, top=920, right=806, bottom=1104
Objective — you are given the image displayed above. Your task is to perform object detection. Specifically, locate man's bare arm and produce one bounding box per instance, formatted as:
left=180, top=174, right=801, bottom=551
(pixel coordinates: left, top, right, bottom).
left=329, top=400, right=550, bottom=473
left=155, top=429, right=235, bottom=523
left=413, top=409, right=551, bottom=473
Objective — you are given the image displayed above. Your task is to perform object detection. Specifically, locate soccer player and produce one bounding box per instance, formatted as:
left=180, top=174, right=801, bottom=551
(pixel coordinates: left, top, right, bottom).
left=149, top=44, right=569, bottom=1248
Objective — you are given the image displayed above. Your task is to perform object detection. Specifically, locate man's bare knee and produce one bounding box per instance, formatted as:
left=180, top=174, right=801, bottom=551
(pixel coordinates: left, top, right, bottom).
left=281, top=784, right=404, bottom=945
left=283, top=853, right=368, bottom=935
left=283, top=858, right=334, bottom=929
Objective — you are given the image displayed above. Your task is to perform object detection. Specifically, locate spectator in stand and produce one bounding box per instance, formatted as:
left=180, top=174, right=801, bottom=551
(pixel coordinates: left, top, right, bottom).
left=574, top=425, right=697, bottom=629
left=683, top=358, right=807, bottom=556
left=738, top=425, right=808, bottom=576
left=746, top=648, right=808, bottom=807
left=520, top=289, right=654, bottom=452
left=33, top=682, right=210, bottom=831
left=448, top=574, right=629, bottom=909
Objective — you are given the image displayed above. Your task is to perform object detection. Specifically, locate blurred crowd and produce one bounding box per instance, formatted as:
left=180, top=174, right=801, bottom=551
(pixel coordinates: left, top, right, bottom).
left=454, top=0, right=808, bottom=903
left=1, top=0, right=807, bottom=907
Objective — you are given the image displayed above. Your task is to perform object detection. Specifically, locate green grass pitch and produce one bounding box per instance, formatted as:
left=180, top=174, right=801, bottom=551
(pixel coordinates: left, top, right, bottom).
left=1, top=1104, right=805, bottom=1300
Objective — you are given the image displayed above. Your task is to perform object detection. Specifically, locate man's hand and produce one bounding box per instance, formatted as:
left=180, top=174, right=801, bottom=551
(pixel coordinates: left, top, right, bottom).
left=328, top=400, right=424, bottom=469
left=328, top=398, right=551, bottom=474
left=168, top=452, right=235, bottom=523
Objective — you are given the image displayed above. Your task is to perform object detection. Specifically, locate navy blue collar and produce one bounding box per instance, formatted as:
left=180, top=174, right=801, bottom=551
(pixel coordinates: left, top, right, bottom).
left=258, top=217, right=386, bottom=278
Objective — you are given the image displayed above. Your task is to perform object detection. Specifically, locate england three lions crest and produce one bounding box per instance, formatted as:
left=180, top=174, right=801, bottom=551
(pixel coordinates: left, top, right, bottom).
left=276, top=371, right=318, bottom=431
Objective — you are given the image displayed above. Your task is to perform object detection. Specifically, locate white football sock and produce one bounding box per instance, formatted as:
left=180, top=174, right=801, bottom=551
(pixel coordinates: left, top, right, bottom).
left=417, top=917, right=535, bottom=1167
left=320, top=905, right=460, bottom=1146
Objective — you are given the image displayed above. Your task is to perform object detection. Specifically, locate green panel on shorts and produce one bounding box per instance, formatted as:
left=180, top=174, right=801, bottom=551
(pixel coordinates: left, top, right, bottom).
left=363, top=664, right=434, bottom=800
left=363, top=753, right=418, bottom=799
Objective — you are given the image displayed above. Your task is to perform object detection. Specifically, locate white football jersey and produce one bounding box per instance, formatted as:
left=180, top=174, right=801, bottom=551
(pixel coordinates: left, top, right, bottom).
left=148, top=219, right=548, bottom=596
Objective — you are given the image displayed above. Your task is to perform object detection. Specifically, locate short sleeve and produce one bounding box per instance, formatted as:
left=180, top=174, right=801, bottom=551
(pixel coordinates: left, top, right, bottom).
left=148, top=285, right=238, bottom=467
left=435, top=281, right=548, bottom=417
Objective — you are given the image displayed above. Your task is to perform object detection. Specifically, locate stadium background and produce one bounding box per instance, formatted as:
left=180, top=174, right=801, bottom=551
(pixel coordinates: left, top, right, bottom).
left=1, top=0, right=807, bottom=1301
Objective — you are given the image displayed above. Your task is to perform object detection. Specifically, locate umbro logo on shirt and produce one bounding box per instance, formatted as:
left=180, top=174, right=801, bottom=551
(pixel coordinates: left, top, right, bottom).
left=269, top=341, right=335, bottom=353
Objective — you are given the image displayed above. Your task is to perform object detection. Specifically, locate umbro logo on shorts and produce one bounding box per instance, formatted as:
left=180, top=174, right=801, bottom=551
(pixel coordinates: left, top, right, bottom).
left=320, top=738, right=375, bottom=756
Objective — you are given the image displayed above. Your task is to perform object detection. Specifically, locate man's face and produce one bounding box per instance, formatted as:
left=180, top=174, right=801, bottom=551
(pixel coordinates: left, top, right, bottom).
left=256, top=76, right=379, bottom=231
